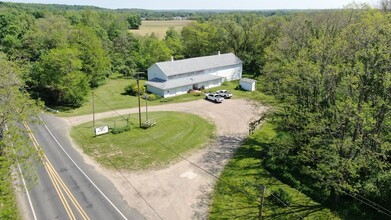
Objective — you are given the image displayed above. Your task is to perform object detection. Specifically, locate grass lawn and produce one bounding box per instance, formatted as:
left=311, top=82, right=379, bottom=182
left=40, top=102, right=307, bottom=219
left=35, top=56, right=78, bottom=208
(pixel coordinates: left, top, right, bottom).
left=209, top=122, right=340, bottom=219
left=58, top=76, right=139, bottom=116
left=70, top=111, right=215, bottom=170
left=130, top=20, right=193, bottom=39
left=58, top=77, right=206, bottom=117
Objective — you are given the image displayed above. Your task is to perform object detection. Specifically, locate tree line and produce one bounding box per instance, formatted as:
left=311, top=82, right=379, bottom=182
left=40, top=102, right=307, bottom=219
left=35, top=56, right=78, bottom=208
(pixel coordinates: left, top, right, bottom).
left=261, top=8, right=391, bottom=219
left=0, top=2, right=284, bottom=107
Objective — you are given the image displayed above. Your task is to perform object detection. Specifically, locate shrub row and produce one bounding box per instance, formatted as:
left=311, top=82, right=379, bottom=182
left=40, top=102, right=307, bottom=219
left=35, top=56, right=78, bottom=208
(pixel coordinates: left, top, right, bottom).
left=111, top=125, right=131, bottom=134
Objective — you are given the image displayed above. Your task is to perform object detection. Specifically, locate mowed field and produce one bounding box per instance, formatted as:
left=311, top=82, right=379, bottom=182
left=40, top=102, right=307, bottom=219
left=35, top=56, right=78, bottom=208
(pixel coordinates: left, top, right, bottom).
left=130, top=20, right=193, bottom=39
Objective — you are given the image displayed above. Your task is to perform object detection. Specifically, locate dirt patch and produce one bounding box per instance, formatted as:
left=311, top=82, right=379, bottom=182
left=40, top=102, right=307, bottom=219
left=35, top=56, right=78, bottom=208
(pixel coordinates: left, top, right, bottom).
left=64, top=99, right=267, bottom=219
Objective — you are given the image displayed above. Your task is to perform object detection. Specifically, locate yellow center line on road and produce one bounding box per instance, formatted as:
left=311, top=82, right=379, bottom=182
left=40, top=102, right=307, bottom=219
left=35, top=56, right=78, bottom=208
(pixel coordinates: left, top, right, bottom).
left=45, top=155, right=90, bottom=220
left=24, top=122, right=76, bottom=220
left=45, top=160, right=77, bottom=220
left=23, top=122, right=90, bottom=220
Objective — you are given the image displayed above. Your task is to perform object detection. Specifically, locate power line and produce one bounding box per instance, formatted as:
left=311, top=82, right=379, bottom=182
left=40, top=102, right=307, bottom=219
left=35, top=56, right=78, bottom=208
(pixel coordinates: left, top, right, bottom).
left=117, top=114, right=260, bottom=200
left=341, top=190, right=391, bottom=218
left=66, top=117, right=163, bottom=220
left=92, top=92, right=391, bottom=219
left=91, top=93, right=308, bottom=220
left=354, top=193, right=391, bottom=215
left=325, top=126, right=391, bottom=218
left=93, top=94, right=129, bottom=121
left=268, top=192, right=304, bottom=219
left=92, top=93, right=263, bottom=205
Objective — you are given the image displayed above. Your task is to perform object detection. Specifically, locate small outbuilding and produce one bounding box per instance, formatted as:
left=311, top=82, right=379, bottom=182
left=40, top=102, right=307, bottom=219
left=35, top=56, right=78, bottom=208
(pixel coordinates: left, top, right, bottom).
left=240, top=78, right=256, bottom=91
left=146, top=52, right=242, bottom=98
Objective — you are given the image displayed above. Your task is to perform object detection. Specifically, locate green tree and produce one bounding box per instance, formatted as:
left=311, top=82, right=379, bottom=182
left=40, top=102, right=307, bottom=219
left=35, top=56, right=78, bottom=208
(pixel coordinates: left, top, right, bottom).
left=0, top=10, right=34, bottom=57
left=64, top=10, right=83, bottom=25
left=136, top=34, right=171, bottom=71
left=32, top=48, right=90, bottom=106
left=213, top=14, right=283, bottom=75
left=263, top=9, right=391, bottom=214
left=69, top=25, right=111, bottom=87
left=0, top=53, right=39, bottom=219
left=181, top=22, right=224, bottom=57
left=110, top=32, right=139, bottom=77
left=213, top=14, right=258, bottom=56
left=126, top=14, right=141, bottom=29
left=81, top=9, right=99, bottom=28
left=164, top=27, right=184, bottom=60
left=22, top=14, right=72, bottom=61
left=98, top=12, right=128, bottom=40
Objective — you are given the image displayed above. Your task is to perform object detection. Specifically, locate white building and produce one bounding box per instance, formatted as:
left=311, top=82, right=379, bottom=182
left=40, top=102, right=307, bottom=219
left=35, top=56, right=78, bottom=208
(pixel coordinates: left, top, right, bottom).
left=240, top=78, right=256, bottom=91
left=146, top=53, right=242, bottom=98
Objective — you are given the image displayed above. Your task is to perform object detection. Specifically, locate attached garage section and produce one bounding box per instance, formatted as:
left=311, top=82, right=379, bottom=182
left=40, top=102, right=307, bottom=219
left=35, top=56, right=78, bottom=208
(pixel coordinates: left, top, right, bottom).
left=147, top=75, right=223, bottom=98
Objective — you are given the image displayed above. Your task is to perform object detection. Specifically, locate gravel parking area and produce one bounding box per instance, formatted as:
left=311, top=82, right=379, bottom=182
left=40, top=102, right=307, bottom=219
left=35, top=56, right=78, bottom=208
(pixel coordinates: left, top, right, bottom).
left=65, top=98, right=267, bottom=219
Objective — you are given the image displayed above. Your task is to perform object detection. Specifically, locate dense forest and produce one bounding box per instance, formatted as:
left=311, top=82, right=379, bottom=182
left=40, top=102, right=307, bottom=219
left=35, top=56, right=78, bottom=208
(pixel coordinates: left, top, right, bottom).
left=262, top=8, right=391, bottom=218
left=0, top=1, right=390, bottom=219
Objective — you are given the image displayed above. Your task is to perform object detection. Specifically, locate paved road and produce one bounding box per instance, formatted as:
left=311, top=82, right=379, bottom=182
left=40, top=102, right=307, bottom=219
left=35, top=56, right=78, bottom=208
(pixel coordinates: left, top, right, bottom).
left=20, top=113, right=144, bottom=220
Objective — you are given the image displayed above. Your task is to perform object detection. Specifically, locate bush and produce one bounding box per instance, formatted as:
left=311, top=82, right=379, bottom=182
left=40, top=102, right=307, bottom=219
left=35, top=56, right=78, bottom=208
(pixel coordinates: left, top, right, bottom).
left=142, top=93, right=160, bottom=101
left=124, top=83, right=145, bottom=96
left=111, top=125, right=131, bottom=134
left=269, top=188, right=292, bottom=207
left=160, top=97, right=174, bottom=102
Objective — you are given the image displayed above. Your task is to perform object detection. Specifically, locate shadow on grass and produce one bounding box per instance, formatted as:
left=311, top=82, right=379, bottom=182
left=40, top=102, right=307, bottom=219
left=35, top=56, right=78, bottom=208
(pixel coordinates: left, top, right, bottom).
left=207, top=132, right=339, bottom=219
left=193, top=135, right=272, bottom=219
left=266, top=203, right=329, bottom=219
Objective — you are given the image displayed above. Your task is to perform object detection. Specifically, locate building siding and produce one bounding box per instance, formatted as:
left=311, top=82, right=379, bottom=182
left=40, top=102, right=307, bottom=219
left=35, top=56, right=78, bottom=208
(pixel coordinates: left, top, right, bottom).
left=146, top=85, right=165, bottom=97
left=163, top=85, right=193, bottom=98
left=240, top=78, right=256, bottom=91
left=215, top=64, right=242, bottom=81
left=148, top=65, right=167, bottom=81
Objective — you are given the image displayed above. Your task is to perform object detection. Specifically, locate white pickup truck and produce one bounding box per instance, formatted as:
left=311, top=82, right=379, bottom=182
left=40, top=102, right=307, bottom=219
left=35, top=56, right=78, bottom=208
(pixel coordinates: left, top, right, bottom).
left=205, top=93, right=224, bottom=103
left=216, top=90, right=233, bottom=99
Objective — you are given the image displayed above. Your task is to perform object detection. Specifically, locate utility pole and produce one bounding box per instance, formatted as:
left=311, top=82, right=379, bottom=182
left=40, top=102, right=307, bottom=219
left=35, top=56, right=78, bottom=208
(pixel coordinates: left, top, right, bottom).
left=92, top=91, right=95, bottom=128
left=145, top=94, right=149, bottom=121
left=259, top=185, right=266, bottom=220
left=137, top=73, right=142, bottom=128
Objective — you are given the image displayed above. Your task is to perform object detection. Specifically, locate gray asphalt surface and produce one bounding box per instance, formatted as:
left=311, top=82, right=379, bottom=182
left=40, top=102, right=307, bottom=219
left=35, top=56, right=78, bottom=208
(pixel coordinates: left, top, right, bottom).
left=22, top=113, right=144, bottom=220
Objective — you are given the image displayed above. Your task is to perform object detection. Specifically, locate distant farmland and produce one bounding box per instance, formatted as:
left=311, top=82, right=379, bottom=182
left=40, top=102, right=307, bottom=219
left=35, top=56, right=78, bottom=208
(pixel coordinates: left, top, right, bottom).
left=130, top=20, right=193, bottom=39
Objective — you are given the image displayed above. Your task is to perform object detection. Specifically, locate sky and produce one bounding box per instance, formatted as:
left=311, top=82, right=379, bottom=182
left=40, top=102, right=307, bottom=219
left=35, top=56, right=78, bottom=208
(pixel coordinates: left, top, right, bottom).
left=5, top=0, right=375, bottom=10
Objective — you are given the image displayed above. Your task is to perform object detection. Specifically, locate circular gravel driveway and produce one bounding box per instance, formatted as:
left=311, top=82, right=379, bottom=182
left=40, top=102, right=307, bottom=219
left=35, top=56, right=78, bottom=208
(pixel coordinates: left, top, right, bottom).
left=65, top=98, right=267, bottom=219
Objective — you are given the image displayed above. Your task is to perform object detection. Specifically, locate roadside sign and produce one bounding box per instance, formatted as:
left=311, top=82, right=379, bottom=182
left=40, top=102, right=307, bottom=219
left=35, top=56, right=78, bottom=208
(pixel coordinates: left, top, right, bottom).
left=94, top=125, right=109, bottom=136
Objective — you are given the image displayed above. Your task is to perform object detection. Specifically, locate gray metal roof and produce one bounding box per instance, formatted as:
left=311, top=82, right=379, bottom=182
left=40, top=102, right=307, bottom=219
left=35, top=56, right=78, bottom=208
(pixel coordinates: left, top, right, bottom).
left=147, top=75, right=223, bottom=90
left=150, top=53, right=242, bottom=77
